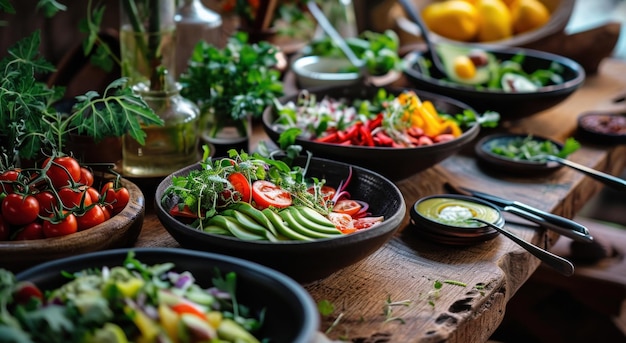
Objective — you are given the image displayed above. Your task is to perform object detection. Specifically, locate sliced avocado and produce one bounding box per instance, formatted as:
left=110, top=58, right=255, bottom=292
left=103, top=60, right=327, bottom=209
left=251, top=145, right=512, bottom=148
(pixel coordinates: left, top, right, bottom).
left=435, top=43, right=493, bottom=85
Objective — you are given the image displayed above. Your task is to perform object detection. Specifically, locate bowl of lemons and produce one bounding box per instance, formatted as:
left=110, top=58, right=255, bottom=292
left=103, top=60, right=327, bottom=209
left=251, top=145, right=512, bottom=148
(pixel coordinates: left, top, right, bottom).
left=403, top=0, right=574, bottom=48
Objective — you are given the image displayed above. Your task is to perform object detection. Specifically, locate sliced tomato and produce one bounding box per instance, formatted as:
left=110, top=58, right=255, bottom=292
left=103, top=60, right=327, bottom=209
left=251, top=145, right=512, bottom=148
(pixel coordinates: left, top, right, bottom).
left=328, top=212, right=356, bottom=234
left=332, top=199, right=362, bottom=216
left=171, top=303, right=206, bottom=320
left=353, top=216, right=384, bottom=230
left=228, top=172, right=251, bottom=202
left=252, top=180, right=292, bottom=209
left=307, top=185, right=336, bottom=202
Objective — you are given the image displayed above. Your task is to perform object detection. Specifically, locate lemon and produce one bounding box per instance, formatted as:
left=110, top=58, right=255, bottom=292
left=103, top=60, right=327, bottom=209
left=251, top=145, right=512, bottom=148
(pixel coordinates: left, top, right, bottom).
left=422, top=0, right=479, bottom=42
left=510, top=0, right=550, bottom=34
left=475, top=0, right=512, bottom=42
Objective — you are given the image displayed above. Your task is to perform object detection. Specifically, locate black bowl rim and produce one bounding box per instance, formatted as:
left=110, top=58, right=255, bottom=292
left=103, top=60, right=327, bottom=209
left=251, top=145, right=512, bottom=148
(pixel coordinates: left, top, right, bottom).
left=475, top=133, right=565, bottom=173
left=155, top=157, right=406, bottom=247
left=402, top=47, right=585, bottom=97
left=16, top=247, right=320, bottom=343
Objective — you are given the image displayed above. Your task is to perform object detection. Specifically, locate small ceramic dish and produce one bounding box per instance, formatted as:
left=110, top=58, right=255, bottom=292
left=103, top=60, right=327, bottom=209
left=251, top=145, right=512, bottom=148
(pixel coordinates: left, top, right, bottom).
left=577, top=111, right=626, bottom=144
left=291, top=55, right=363, bottom=89
left=474, top=133, right=564, bottom=174
left=410, top=194, right=503, bottom=245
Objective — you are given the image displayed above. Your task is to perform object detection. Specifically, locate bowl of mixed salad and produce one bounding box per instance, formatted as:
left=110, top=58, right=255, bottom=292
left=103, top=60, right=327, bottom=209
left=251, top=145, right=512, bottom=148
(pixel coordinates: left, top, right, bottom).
left=263, top=86, right=490, bottom=181
left=155, top=151, right=406, bottom=283
left=403, top=44, right=585, bottom=119
left=6, top=247, right=319, bottom=343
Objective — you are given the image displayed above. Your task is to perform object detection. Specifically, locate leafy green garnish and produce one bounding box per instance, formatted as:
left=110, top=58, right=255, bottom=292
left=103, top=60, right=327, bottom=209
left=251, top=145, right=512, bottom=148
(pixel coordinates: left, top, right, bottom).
left=490, top=135, right=580, bottom=161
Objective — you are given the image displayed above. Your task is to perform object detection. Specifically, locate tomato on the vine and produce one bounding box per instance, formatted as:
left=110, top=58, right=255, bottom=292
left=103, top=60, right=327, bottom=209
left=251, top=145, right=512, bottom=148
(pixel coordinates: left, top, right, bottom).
left=43, top=213, right=78, bottom=238
left=101, top=181, right=130, bottom=213
left=333, top=199, right=362, bottom=216
left=34, top=190, right=58, bottom=217
left=251, top=180, right=292, bottom=209
left=0, top=169, right=20, bottom=194
left=58, top=187, right=92, bottom=209
left=2, top=193, right=39, bottom=226
left=228, top=172, right=251, bottom=203
left=44, top=156, right=81, bottom=188
left=76, top=205, right=106, bottom=231
left=14, top=222, right=44, bottom=240
left=78, top=167, right=94, bottom=187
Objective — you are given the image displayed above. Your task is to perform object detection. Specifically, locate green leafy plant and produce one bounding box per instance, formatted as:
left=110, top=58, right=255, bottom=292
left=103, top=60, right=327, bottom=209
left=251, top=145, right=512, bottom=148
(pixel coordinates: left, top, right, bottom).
left=179, top=31, right=284, bottom=122
left=0, top=31, right=163, bottom=166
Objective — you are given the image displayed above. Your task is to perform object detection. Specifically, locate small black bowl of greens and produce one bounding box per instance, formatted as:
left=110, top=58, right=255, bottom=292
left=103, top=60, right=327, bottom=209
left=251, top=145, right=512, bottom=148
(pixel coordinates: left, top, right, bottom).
left=403, top=44, right=585, bottom=120
left=475, top=133, right=580, bottom=174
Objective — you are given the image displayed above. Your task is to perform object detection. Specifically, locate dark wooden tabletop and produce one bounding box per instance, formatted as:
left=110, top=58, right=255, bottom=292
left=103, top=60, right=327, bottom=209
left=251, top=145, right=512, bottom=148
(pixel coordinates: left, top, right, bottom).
left=134, top=58, right=626, bottom=342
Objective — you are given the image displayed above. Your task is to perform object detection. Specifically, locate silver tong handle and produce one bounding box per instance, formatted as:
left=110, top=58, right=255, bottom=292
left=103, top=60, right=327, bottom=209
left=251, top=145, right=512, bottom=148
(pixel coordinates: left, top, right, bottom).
left=504, top=206, right=593, bottom=243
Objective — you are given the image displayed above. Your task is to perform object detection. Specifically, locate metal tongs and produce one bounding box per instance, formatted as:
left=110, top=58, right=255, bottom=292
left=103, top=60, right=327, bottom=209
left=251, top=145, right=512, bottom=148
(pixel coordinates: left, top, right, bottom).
left=445, top=183, right=594, bottom=243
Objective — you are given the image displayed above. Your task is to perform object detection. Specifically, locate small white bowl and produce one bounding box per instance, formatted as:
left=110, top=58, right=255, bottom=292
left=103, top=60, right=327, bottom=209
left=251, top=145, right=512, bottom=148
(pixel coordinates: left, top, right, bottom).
left=292, top=55, right=363, bottom=89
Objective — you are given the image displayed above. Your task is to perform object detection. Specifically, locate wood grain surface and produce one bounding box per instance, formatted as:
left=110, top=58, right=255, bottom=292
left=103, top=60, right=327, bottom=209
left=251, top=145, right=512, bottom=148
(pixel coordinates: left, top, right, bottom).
left=134, top=58, right=626, bottom=342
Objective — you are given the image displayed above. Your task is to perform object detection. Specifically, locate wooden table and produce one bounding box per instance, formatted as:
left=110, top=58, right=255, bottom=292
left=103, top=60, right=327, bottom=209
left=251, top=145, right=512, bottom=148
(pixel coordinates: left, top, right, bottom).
left=134, top=58, right=626, bottom=343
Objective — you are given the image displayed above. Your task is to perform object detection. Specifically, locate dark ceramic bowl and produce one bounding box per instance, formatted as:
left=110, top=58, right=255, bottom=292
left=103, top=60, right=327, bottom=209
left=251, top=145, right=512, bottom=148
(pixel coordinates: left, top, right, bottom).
left=262, top=86, right=480, bottom=181
left=475, top=133, right=564, bottom=174
left=155, top=156, right=406, bottom=283
left=402, top=47, right=585, bottom=120
left=0, top=176, right=145, bottom=272
left=577, top=111, right=626, bottom=144
left=16, top=247, right=319, bottom=343
left=410, top=194, right=503, bottom=246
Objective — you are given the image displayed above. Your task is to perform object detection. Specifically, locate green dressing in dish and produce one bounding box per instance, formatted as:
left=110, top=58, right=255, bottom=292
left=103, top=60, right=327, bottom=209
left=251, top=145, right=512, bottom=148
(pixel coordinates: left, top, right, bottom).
left=416, top=197, right=500, bottom=228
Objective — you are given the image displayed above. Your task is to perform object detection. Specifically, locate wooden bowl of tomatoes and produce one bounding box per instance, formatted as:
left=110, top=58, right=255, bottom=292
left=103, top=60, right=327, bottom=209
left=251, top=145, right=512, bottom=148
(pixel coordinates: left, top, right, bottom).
left=0, top=156, right=145, bottom=272
left=155, top=154, right=406, bottom=283
left=263, top=85, right=482, bottom=181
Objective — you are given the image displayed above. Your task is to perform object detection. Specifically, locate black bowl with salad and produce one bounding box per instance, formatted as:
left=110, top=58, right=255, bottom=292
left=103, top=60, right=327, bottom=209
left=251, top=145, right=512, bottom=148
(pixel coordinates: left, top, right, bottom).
left=155, top=151, right=406, bottom=283
left=403, top=44, right=585, bottom=120
left=263, top=86, right=492, bottom=181
left=8, top=248, right=319, bottom=343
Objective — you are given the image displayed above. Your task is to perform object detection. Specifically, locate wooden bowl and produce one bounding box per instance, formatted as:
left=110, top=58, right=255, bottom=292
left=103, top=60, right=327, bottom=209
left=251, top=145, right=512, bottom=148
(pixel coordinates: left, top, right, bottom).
left=0, top=176, right=145, bottom=272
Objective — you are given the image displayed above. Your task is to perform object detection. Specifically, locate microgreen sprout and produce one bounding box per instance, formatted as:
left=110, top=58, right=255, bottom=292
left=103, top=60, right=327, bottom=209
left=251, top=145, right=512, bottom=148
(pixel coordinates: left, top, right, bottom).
left=383, top=295, right=412, bottom=324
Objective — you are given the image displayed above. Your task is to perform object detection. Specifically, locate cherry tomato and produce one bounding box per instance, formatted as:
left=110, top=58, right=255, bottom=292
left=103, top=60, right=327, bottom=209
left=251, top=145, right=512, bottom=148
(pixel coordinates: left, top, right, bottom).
left=100, top=204, right=112, bottom=221
left=0, top=170, right=20, bottom=194
left=101, top=182, right=130, bottom=214
left=76, top=205, right=106, bottom=231
left=43, top=213, right=78, bottom=238
left=2, top=193, right=39, bottom=226
left=13, top=281, right=43, bottom=304
left=83, top=186, right=101, bottom=204
left=251, top=180, right=292, bottom=209
left=34, top=190, right=58, bottom=217
left=78, top=167, right=94, bottom=187
left=353, top=216, right=384, bottom=230
left=328, top=212, right=356, bottom=234
left=307, top=185, right=336, bottom=202
left=44, top=156, right=81, bottom=188
left=228, top=172, right=251, bottom=202
left=332, top=199, right=362, bottom=216
left=58, top=187, right=92, bottom=209
left=0, top=216, right=9, bottom=241
left=14, top=222, right=44, bottom=240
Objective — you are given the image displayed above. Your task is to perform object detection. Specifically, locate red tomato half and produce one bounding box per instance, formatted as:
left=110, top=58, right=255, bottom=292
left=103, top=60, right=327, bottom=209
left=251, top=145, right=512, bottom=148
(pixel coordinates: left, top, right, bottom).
left=252, top=180, right=292, bottom=209
left=332, top=199, right=362, bottom=216
left=307, top=185, right=336, bottom=202
left=228, top=172, right=251, bottom=203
